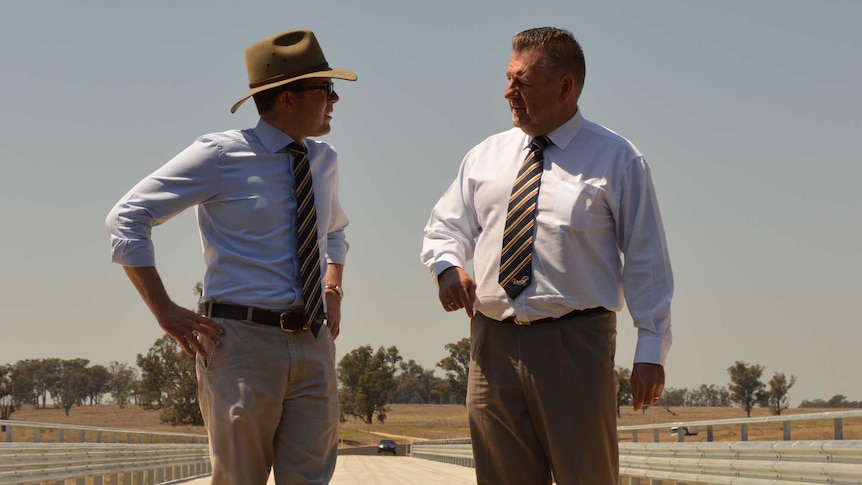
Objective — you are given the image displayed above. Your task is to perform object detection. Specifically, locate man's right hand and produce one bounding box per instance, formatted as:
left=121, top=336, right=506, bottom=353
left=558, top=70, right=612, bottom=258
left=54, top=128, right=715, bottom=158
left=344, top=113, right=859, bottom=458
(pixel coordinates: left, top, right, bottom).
left=153, top=301, right=223, bottom=357
left=437, top=266, right=476, bottom=318
left=123, top=266, right=223, bottom=357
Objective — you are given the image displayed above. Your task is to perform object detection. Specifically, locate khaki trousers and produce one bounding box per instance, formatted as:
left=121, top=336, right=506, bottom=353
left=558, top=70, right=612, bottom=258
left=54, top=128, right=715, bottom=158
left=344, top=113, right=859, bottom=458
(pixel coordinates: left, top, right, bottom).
left=196, top=317, right=338, bottom=485
left=467, top=311, right=618, bottom=485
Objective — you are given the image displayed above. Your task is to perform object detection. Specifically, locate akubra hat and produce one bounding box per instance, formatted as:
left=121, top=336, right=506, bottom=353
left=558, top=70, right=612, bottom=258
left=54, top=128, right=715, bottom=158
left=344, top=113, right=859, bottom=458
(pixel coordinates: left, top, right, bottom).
left=231, top=30, right=357, bottom=113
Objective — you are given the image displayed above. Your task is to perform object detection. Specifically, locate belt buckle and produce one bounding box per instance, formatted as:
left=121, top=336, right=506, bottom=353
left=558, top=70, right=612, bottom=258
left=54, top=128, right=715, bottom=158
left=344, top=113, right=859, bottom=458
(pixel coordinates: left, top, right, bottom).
left=279, top=310, right=309, bottom=333
left=513, top=317, right=531, bottom=326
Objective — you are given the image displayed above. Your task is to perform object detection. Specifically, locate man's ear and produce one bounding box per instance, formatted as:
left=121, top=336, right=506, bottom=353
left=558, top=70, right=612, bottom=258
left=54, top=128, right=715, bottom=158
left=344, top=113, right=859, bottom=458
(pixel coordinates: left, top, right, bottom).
left=559, top=75, right=578, bottom=102
left=279, top=90, right=296, bottom=112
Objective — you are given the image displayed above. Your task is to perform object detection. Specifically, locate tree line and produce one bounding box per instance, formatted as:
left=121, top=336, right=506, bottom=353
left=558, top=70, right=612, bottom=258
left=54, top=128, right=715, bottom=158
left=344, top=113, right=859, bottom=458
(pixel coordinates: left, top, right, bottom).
left=3, top=345, right=858, bottom=427
left=612, top=360, right=851, bottom=418
left=0, top=335, right=471, bottom=426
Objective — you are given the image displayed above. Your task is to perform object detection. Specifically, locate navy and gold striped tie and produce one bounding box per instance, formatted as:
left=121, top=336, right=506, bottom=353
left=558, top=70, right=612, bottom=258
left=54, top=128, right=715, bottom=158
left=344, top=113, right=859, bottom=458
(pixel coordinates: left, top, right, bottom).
left=499, top=136, right=551, bottom=299
left=286, top=142, right=324, bottom=337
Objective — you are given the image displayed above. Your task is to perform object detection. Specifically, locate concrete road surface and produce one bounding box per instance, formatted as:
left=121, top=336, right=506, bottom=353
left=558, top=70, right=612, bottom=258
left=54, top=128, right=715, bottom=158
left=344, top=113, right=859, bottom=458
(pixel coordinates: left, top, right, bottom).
left=174, top=456, right=477, bottom=484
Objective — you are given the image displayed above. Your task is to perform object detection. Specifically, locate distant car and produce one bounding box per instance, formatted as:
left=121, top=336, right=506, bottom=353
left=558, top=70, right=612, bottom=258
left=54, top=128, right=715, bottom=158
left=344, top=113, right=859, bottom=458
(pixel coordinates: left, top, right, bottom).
left=377, top=439, right=397, bottom=454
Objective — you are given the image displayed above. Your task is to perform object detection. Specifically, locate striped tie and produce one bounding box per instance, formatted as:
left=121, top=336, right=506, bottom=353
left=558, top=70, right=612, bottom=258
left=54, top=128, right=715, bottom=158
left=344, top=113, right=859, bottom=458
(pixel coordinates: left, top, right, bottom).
left=499, top=136, right=551, bottom=299
left=286, top=142, right=324, bottom=337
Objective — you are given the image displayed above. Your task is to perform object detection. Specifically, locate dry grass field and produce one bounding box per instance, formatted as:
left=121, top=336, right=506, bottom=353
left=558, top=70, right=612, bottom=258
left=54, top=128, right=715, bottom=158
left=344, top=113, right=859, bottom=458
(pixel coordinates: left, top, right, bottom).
left=7, top=403, right=860, bottom=447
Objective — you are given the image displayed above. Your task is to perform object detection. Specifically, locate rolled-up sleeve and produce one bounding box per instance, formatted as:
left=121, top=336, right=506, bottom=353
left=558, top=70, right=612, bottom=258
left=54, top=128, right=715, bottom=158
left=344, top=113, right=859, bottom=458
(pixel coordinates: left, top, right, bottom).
left=105, top=138, right=222, bottom=266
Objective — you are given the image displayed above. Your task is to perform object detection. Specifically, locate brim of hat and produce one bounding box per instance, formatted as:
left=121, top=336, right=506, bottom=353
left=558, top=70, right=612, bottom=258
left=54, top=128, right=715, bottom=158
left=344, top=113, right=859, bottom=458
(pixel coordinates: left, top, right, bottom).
left=230, top=67, right=358, bottom=113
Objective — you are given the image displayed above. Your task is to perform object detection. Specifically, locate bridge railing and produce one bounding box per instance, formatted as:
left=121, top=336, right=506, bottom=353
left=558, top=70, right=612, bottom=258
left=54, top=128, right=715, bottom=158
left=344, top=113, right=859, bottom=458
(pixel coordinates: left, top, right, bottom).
left=0, top=420, right=210, bottom=485
left=411, top=410, right=862, bottom=485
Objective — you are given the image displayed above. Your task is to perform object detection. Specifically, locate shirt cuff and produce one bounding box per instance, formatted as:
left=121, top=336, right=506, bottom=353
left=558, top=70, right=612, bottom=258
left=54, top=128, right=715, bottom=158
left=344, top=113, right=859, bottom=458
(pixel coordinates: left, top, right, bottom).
left=633, top=330, right=671, bottom=367
left=110, top=237, right=156, bottom=267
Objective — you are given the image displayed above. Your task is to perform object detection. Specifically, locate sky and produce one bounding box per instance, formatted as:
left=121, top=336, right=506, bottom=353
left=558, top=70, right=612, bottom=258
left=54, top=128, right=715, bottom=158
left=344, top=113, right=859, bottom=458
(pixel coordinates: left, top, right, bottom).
left=1, top=0, right=860, bottom=407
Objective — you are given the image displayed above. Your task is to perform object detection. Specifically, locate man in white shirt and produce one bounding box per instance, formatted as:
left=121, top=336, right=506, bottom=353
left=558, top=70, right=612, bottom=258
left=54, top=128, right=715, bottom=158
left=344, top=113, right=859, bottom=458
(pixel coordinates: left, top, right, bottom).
left=421, top=27, right=673, bottom=484
left=106, top=30, right=355, bottom=484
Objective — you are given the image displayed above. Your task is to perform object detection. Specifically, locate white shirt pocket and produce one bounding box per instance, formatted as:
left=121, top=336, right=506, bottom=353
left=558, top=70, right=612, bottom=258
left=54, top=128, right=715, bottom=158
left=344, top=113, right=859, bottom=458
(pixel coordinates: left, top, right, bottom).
left=549, top=180, right=609, bottom=233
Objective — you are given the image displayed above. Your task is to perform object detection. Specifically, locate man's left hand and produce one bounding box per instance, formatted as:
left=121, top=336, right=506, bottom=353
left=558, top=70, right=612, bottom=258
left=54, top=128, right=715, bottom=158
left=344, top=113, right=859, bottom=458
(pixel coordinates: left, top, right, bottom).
left=631, top=362, right=665, bottom=411
left=325, top=292, right=341, bottom=339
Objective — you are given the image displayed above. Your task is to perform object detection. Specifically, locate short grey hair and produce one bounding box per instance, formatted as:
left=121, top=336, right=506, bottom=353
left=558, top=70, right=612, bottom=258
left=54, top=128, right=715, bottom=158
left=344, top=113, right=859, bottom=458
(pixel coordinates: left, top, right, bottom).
left=512, top=27, right=585, bottom=86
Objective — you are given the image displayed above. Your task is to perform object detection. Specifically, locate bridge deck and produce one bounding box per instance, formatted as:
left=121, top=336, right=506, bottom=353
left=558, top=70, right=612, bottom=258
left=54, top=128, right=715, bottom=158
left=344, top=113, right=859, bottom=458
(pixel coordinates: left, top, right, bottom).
left=176, top=455, right=477, bottom=484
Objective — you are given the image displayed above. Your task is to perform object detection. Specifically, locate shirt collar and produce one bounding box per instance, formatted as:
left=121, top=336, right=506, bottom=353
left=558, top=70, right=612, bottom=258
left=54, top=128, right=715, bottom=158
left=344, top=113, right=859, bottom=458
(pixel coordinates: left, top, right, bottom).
left=253, top=118, right=297, bottom=154
left=521, top=109, right=584, bottom=151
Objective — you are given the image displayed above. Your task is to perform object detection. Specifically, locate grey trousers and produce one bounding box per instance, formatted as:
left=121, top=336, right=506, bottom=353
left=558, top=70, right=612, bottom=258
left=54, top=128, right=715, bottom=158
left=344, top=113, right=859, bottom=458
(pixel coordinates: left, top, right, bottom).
left=196, top=317, right=338, bottom=485
left=467, top=310, right=619, bottom=485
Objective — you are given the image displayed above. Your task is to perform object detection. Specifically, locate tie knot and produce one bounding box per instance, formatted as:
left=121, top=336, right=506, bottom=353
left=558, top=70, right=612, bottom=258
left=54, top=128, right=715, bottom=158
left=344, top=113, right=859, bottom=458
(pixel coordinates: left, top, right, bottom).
left=285, top=142, right=307, bottom=156
left=531, top=136, right=551, bottom=152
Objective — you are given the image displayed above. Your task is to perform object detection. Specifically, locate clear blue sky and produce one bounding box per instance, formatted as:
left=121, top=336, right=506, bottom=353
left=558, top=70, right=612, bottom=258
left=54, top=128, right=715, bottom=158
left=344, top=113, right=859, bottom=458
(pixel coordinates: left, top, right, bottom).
left=2, top=0, right=860, bottom=406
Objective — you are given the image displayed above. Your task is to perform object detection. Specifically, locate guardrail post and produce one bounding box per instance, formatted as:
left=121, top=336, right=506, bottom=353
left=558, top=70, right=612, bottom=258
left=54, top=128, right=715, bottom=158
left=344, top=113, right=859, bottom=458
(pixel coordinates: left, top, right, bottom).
left=34, top=427, right=40, bottom=442
left=59, top=428, right=65, bottom=443
left=80, top=429, right=85, bottom=442
left=652, top=429, right=659, bottom=442
left=677, top=429, right=684, bottom=442
left=740, top=423, right=748, bottom=441
left=783, top=421, right=791, bottom=440
left=4, top=425, right=10, bottom=442
left=97, top=430, right=102, bottom=443
left=632, top=431, right=638, bottom=443
left=707, top=425, right=713, bottom=442
left=834, top=418, right=844, bottom=440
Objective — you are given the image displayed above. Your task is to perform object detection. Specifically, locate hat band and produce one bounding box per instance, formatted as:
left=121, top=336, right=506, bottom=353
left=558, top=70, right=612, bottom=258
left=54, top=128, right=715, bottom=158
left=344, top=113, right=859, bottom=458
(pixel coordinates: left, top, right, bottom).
left=248, top=62, right=331, bottom=89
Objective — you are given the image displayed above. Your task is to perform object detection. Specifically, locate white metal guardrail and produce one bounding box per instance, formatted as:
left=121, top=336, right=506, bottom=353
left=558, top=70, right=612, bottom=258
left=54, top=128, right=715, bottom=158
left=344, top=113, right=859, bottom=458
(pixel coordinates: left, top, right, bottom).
left=411, top=411, right=862, bottom=484
left=618, top=410, right=862, bottom=443
left=0, top=442, right=210, bottom=485
left=0, top=420, right=210, bottom=484
left=2, top=420, right=207, bottom=444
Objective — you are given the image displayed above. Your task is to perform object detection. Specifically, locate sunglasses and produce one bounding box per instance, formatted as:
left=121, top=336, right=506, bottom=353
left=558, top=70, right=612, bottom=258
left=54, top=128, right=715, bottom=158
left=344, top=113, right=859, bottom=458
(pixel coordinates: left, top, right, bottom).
left=285, top=82, right=335, bottom=98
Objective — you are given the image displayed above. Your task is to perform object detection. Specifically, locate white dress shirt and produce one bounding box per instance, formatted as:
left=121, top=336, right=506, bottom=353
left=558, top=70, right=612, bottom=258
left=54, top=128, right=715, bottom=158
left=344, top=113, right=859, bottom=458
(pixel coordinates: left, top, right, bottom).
left=106, top=119, right=349, bottom=310
left=421, top=110, right=673, bottom=365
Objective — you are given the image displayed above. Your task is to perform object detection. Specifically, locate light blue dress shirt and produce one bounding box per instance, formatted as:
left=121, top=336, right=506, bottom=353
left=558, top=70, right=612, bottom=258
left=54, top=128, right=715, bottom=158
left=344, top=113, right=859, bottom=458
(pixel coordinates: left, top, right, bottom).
left=106, top=119, right=349, bottom=310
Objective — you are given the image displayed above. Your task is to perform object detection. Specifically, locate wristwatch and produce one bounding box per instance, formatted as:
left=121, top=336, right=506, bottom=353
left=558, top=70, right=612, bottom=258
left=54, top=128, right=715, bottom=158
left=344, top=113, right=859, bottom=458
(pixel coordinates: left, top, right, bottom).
left=325, top=284, right=344, bottom=299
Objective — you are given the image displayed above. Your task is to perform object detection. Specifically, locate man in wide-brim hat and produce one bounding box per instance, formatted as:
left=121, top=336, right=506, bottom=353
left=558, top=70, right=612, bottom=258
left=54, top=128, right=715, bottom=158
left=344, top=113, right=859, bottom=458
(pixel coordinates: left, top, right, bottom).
left=107, top=30, right=357, bottom=484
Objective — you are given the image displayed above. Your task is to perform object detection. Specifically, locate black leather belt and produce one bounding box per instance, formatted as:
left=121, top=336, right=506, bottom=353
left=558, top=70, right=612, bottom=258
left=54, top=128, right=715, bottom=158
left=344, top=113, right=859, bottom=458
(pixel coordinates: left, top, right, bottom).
left=207, top=302, right=311, bottom=333
left=501, top=307, right=610, bottom=326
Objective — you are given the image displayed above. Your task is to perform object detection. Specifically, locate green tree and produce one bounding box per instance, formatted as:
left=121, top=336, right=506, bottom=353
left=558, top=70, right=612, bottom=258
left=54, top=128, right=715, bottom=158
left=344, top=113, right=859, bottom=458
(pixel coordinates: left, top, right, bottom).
left=0, top=364, right=15, bottom=420
left=660, top=387, right=687, bottom=410
left=13, top=359, right=48, bottom=409
left=727, top=361, right=766, bottom=417
left=10, top=361, right=36, bottom=411
left=193, top=281, right=206, bottom=314
left=51, top=359, right=90, bottom=416
left=158, top=339, right=201, bottom=426
left=429, top=377, right=456, bottom=404
left=31, top=359, right=61, bottom=410
left=767, top=372, right=797, bottom=416
left=688, top=384, right=732, bottom=407
left=108, top=361, right=139, bottom=408
left=392, top=360, right=435, bottom=404
left=137, top=337, right=173, bottom=409
left=138, top=336, right=201, bottom=425
left=437, top=338, right=470, bottom=405
left=337, top=345, right=402, bottom=424
left=615, top=366, right=631, bottom=417
left=85, top=365, right=111, bottom=405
